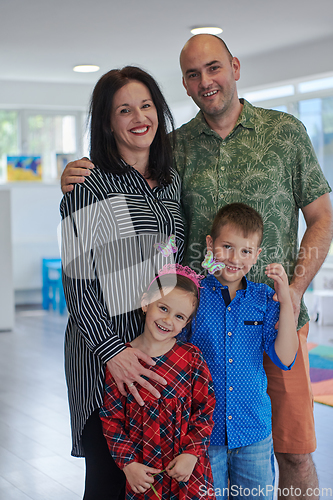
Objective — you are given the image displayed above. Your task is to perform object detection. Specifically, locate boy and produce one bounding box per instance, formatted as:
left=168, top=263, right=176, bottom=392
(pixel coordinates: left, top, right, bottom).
left=190, top=203, right=298, bottom=499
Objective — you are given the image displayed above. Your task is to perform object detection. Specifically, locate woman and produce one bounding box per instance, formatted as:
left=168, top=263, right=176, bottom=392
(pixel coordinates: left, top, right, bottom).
left=61, top=66, right=185, bottom=500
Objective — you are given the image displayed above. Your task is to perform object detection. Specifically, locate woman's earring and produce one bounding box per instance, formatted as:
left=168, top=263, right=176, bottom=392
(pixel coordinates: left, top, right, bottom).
left=201, top=250, right=225, bottom=275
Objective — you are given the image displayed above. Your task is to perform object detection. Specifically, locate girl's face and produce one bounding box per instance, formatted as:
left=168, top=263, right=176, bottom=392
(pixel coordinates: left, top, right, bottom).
left=110, top=80, right=158, bottom=160
left=142, top=287, right=196, bottom=346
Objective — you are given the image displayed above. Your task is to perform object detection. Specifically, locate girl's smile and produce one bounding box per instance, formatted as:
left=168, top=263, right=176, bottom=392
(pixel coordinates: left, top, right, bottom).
left=133, top=286, right=196, bottom=357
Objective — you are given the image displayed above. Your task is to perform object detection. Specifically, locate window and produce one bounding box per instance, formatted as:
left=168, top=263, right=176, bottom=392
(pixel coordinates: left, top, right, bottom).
left=0, top=109, right=84, bottom=183
left=296, top=96, right=333, bottom=190
left=0, top=111, right=19, bottom=181
left=25, top=113, right=77, bottom=181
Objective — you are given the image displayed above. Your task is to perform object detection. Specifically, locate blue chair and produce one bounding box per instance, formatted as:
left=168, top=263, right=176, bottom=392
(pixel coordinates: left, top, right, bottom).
left=42, top=258, right=66, bottom=314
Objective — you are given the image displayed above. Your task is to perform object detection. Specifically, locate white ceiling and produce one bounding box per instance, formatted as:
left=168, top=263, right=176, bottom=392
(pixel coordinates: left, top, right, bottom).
left=1, top=0, right=333, bottom=106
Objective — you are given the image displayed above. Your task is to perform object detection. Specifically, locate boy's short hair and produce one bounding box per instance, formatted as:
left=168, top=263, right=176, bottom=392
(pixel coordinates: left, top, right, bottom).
left=211, top=203, right=264, bottom=246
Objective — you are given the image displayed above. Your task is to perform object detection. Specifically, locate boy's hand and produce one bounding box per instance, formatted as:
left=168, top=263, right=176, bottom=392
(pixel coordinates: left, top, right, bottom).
left=166, top=453, right=198, bottom=482
left=123, top=462, right=161, bottom=494
left=265, top=263, right=291, bottom=305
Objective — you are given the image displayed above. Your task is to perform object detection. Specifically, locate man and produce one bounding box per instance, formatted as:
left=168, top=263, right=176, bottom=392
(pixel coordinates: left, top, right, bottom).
left=61, top=35, right=332, bottom=499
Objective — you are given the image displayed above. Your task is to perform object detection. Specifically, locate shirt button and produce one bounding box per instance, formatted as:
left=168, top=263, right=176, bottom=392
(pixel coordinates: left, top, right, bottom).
left=221, top=167, right=225, bottom=171
left=229, top=358, right=233, bottom=363
left=228, top=415, right=232, bottom=420
left=212, top=286, right=216, bottom=291
left=227, top=307, right=231, bottom=311
left=229, top=386, right=233, bottom=391
left=254, top=321, right=258, bottom=325
left=228, top=332, right=232, bottom=337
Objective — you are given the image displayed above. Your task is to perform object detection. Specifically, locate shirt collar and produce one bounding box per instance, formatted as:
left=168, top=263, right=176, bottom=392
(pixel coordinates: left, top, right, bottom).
left=122, top=161, right=176, bottom=196
left=188, top=98, right=256, bottom=140
left=204, top=273, right=249, bottom=295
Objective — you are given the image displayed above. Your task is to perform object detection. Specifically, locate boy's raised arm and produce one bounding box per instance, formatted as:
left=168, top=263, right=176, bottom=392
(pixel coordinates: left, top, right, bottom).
left=265, top=263, right=299, bottom=367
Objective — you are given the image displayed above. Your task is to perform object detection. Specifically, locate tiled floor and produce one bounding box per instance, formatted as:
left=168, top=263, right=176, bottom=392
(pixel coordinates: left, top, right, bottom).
left=0, top=308, right=84, bottom=500
left=0, top=307, right=332, bottom=499
left=307, top=315, right=333, bottom=493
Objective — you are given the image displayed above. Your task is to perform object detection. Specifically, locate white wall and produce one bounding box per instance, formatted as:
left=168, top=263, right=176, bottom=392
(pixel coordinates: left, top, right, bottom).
left=0, top=80, right=93, bottom=110
left=0, top=183, right=63, bottom=304
left=238, top=35, right=333, bottom=93
left=0, top=190, right=14, bottom=327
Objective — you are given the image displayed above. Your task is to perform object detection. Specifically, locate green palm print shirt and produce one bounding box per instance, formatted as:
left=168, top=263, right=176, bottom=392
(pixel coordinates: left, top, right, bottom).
left=173, top=99, right=331, bottom=330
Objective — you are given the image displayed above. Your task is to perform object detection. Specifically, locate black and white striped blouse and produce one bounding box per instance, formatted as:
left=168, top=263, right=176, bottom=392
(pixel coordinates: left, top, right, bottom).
left=60, top=165, right=185, bottom=457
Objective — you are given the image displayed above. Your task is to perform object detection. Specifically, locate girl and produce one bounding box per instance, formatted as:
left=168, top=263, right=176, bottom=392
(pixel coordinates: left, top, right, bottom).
left=99, top=264, right=216, bottom=500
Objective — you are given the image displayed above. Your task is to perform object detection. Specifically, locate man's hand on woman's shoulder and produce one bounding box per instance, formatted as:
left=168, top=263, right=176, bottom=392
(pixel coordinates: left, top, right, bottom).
left=61, top=157, right=94, bottom=194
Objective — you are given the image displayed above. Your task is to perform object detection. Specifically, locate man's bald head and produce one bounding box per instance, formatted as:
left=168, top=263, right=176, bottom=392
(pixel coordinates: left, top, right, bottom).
left=180, top=35, right=233, bottom=75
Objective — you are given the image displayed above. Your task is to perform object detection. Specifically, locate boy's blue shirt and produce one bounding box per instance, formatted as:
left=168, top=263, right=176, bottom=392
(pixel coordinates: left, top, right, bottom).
left=190, top=274, right=295, bottom=449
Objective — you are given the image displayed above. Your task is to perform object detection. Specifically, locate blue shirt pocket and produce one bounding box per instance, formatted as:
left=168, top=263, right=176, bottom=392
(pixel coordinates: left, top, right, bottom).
left=244, top=320, right=263, bottom=326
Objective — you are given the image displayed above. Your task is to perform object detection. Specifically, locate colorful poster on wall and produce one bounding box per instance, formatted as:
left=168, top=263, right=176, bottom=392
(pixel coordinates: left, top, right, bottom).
left=7, top=156, right=42, bottom=181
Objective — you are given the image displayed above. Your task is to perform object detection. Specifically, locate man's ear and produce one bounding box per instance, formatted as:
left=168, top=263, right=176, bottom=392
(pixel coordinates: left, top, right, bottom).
left=182, top=76, right=191, bottom=97
left=206, top=235, right=213, bottom=251
left=232, top=57, right=241, bottom=82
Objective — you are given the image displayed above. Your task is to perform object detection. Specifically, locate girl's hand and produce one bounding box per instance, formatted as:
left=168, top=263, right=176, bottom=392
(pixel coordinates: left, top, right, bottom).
left=106, top=348, right=167, bottom=406
left=265, top=263, right=291, bottom=305
left=166, top=453, right=198, bottom=482
left=123, top=462, right=161, bottom=494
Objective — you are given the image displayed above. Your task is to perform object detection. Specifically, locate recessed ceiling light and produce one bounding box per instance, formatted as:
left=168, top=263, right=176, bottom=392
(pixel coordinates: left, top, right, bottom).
left=190, top=27, right=223, bottom=35
left=73, top=65, right=100, bottom=73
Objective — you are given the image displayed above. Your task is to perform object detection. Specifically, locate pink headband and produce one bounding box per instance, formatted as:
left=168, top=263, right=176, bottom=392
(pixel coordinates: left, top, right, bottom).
left=147, top=263, right=204, bottom=293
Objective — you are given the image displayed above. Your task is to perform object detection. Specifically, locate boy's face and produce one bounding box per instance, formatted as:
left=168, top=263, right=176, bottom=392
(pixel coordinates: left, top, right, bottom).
left=206, top=224, right=262, bottom=288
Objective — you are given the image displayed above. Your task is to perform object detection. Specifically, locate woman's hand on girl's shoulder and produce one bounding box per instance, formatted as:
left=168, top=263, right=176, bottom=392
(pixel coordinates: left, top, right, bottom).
left=106, top=347, right=167, bottom=406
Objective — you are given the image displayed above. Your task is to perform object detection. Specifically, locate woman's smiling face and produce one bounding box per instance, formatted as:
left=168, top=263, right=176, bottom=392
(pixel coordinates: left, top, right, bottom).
left=110, top=80, right=158, bottom=160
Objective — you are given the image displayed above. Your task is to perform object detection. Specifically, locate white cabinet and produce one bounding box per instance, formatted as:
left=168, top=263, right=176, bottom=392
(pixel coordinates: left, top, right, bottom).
left=0, top=190, right=14, bottom=330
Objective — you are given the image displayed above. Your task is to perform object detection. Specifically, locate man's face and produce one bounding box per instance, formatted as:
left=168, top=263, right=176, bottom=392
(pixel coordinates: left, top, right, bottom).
left=180, top=36, right=240, bottom=120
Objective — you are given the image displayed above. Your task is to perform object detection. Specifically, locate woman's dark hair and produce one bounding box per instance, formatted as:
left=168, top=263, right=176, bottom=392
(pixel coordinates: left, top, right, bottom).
left=89, top=66, right=175, bottom=185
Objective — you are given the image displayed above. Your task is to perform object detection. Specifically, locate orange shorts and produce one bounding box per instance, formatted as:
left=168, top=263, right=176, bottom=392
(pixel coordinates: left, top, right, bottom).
left=263, top=323, right=316, bottom=454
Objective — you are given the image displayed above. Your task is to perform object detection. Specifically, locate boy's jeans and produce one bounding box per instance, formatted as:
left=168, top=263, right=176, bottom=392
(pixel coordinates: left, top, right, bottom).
left=208, top=434, right=275, bottom=499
